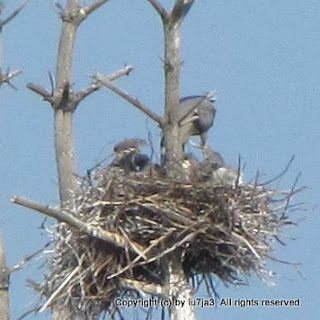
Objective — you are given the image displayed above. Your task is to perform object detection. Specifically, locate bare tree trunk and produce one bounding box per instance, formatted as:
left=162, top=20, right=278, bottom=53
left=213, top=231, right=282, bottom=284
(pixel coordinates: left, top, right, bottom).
left=165, top=254, right=196, bottom=320
left=52, top=0, right=78, bottom=316
left=54, top=13, right=78, bottom=204
left=162, top=19, right=184, bottom=175
left=0, top=3, right=28, bottom=319
left=0, top=233, right=9, bottom=320
left=51, top=1, right=109, bottom=318
left=148, top=1, right=196, bottom=319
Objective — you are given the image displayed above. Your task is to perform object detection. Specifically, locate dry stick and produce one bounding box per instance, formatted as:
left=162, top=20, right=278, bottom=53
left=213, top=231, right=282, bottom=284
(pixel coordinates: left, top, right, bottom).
left=10, top=244, right=51, bottom=273
left=0, top=0, right=29, bottom=29
left=260, top=155, right=295, bottom=186
left=11, top=195, right=146, bottom=258
left=39, top=266, right=81, bottom=312
left=107, top=231, right=174, bottom=280
left=94, top=73, right=163, bottom=124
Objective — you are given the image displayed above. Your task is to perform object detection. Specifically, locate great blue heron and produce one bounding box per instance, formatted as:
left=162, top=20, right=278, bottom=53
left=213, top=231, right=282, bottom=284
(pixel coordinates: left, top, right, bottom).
left=177, top=95, right=216, bottom=149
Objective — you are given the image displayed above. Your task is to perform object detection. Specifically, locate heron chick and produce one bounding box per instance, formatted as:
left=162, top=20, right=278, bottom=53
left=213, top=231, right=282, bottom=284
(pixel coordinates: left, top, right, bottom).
left=111, top=138, right=147, bottom=173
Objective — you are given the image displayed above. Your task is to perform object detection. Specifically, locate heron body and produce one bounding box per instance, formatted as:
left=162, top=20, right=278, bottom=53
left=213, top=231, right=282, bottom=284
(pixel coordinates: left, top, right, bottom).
left=111, top=138, right=148, bottom=173
left=178, top=95, right=216, bottom=148
left=200, top=147, right=242, bottom=186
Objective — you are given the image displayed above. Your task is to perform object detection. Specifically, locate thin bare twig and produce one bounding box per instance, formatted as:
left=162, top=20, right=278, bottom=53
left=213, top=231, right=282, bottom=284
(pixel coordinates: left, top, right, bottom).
left=147, top=0, right=168, bottom=20
left=10, top=243, right=51, bottom=273
left=283, top=172, right=302, bottom=216
left=260, top=155, right=295, bottom=186
left=39, top=266, right=81, bottom=312
left=0, top=0, right=29, bottom=29
left=94, top=73, right=163, bottom=124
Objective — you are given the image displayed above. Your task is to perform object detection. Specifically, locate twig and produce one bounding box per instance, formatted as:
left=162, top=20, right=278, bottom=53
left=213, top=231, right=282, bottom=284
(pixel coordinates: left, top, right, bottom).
left=94, top=73, right=163, bottom=124
left=107, top=231, right=173, bottom=280
left=260, top=155, right=295, bottom=186
left=231, top=231, right=261, bottom=260
left=11, top=195, right=145, bottom=256
left=283, top=172, right=302, bottom=217
left=0, top=0, right=29, bottom=29
left=10, top=243, right=51, bottom=273
left=39, top=266, right=80, bottom=312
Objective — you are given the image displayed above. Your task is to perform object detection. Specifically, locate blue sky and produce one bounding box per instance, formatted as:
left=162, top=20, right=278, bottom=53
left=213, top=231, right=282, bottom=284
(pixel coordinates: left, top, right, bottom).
left=1, top=0, right=319, bottom=319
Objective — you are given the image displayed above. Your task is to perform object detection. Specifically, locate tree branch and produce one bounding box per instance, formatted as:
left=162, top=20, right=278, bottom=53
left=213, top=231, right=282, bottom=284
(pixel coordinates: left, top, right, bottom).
left=27, top=65, right=134, bottom=110
left=0, top=0, right=29, bottom=29
left=83, top=0, right=109, bottom=16
left=74, top=65, right=134, bottom=103
left=11, top=195, right=146, bottom=258
left=0, top=69, right=22, bottom=89
left=26, top=83, right=55, bottom=103
left=94, top=73, right=163, bottom=124
left=171, top=0, right=194, bottom=23
left=147, top=0, right=168, bottom=20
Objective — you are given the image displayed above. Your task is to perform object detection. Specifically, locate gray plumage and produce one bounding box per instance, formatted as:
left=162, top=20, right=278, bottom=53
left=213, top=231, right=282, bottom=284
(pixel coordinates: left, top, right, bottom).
left=133, top=153, right=150, bottom=171
left=113, top=138, right=146, bottom=153
left=111, top=138, right=147, bottom=173
left=200, top=147, right=241, bottom=186
left=177, top=95, right=216, bottom=148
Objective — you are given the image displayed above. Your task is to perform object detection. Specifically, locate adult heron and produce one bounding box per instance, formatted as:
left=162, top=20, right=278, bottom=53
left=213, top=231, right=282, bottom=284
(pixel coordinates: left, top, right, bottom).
left=177, top=95, right=216, bottom=149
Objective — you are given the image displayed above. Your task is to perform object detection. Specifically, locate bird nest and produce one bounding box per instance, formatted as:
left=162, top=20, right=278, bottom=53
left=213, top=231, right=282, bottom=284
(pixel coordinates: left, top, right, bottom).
left=37, top=159, right=298, bottom=318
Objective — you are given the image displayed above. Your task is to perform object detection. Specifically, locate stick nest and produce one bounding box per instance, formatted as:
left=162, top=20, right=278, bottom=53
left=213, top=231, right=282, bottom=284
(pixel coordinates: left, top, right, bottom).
left=39, top=161, right=297, bottom=318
